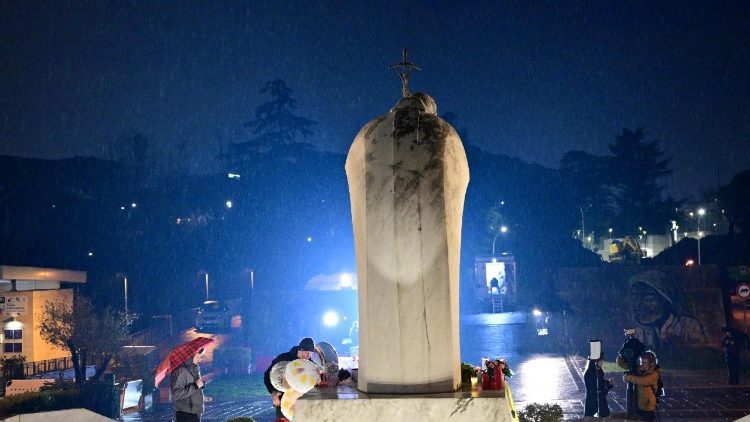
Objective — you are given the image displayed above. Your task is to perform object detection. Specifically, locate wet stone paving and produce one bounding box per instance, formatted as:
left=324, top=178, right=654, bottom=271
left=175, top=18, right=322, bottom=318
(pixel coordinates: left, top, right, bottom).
left=124, top=353, right=750, bottom=422
left=125, top=319, right=750, bottom=421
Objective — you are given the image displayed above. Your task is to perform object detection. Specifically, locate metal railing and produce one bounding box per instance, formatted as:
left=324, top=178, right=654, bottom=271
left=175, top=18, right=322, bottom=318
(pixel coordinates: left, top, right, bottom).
left=23, top=356, right=73, bottom=378
left=0, top=357, right=73, bottom=386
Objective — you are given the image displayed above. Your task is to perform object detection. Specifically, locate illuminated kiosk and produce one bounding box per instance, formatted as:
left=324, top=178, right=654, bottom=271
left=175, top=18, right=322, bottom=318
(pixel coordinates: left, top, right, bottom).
left=295, top=52, right=517, bottom=421
left=474, top=256, right=518, bottom=313
left=0, top=265, right=86, bottom=362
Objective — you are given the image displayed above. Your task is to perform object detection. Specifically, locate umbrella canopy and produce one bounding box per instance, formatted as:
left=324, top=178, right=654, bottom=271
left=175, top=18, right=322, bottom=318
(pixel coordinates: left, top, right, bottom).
left=154, top=336, right=214, bottom=388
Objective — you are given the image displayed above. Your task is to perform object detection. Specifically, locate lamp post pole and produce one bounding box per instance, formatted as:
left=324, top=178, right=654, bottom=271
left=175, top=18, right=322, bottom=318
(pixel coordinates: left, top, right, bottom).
left=697, top=208, right=706, bottom=265
left=123, top=276, right=128, bottom=316
left=204, top=272, right=210, bottom=302
left=577, top=206, right=585, bottom=246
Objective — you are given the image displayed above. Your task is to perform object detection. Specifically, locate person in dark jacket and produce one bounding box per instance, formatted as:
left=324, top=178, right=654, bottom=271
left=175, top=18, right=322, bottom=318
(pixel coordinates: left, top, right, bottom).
left=584, top=357, right=614, bottom=418
left=171, top=348, right=205, bottom=422
left=722, top=327, right=746, bottom=385
left=263, top=337, right=316, bottom=420
left=583, top=358, right=598, bottom=418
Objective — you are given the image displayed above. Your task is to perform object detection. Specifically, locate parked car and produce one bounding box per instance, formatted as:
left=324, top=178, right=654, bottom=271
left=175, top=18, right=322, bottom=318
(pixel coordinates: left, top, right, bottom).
left=195, top=300, right=231, bottom=332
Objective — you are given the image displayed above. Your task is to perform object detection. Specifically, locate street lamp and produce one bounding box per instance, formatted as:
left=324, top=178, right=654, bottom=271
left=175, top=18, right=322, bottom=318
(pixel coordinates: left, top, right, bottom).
left=697, top=208, right=706, bottom=265
left=492, top=225, right=508, bottom=256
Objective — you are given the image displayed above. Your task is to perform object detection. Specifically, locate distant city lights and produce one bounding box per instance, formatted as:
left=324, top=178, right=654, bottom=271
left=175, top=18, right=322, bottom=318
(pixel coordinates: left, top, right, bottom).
left=131, top=203, right=137, bottom=208
left=306, top=236, right=313, bottom=242
left=88, top=252, right=94, bottom=257
left=225, top=200, right=233, bottom=209
left=685, top=259, right=695, bottom=266
left=227, top=173, right=241, bottom=179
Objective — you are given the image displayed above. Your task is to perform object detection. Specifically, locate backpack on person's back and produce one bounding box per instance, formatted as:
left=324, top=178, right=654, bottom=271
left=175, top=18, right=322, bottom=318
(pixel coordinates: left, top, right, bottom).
left=653, top=367, right=665, bottom=400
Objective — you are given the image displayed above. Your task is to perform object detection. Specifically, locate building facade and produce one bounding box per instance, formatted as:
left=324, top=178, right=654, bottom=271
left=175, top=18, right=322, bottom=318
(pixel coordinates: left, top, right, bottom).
left=0, top=266, right=86, bottom=362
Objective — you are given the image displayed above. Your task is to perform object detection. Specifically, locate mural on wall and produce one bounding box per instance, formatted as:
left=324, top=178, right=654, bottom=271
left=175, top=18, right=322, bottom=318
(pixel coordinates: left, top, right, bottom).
left=552, top=265, right=724, bottom=358
left=627, top=269, right=707, bottom=350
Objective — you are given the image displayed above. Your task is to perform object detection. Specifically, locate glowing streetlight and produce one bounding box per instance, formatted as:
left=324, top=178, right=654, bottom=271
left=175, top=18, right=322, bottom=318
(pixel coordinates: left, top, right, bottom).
left=225, top=200, right=233, bottom=209
left=322, top=311, right=339, bottom=327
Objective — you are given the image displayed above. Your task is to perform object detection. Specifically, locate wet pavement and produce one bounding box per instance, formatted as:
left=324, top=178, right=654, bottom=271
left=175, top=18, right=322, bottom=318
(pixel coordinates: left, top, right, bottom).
left=124, top=316, right=750, bottom=421
left=123, top=355, right=750, bottom=422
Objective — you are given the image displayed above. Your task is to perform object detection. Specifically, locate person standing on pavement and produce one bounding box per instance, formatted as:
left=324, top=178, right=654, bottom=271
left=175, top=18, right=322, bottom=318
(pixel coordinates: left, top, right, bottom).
left=584, top=357, right=614, bottom=418
left=583, top=357, right=600, bottom=418
left=722, top=327, right=745, bottom=385
left=263, top=337, right=316, bottom=421
left=622, top=350, right=661, bottom=422
left=171, top=348, right=206, bottom=422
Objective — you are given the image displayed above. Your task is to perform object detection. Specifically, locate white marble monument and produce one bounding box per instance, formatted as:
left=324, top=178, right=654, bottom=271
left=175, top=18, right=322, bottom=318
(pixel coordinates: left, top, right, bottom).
left=345, top=78, right=469, bottom=393
left=295, top=51, right=516, bottom=422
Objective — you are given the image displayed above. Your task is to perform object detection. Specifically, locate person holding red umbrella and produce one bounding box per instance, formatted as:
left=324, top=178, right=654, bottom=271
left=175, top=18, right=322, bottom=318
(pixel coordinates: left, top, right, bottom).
left=154, top=337, right=214, bottom=422
left=171, top=347, right=206, bottom=421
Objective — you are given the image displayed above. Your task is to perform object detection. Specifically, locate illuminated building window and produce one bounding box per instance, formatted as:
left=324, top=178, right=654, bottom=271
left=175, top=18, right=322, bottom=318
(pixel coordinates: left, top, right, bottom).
left=3, top=329, right=23, bottom=353
left=4, top=329, right=22, bottom=340
left=3, top=343, right=22, bottom=353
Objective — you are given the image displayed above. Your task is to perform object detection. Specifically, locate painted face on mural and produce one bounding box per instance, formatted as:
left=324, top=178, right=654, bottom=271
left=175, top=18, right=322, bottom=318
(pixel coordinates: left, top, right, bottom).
left=630, top=283, right=669, bottom=324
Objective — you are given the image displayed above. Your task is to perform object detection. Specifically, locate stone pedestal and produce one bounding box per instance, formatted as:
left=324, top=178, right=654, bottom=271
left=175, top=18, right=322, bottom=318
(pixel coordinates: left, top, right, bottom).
left=295, top=385, right=517, bottom=422
left=345, top=93, right=469, bottom=394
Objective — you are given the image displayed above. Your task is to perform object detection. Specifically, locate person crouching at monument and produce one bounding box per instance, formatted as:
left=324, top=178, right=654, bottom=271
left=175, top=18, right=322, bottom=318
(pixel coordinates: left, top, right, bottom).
left=622, top=351, right=661, bottom=422
left=263, top=337, right=316, bottom=421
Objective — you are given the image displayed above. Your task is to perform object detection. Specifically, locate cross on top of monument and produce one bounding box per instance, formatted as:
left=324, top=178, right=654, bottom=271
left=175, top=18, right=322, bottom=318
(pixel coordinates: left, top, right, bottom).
left=389, top=48, right=421, bottom=98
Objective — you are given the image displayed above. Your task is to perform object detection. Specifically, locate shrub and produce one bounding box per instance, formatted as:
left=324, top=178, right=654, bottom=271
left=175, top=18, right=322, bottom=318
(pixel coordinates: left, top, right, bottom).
left=0, top=354, right=27, bottom=380
left=518, top=402, right=563, bottom=422
left=81, top=379, right=119, bottom=419
left=0, top=390, right=80, bottom=416
left=460, top=362, right=475, bottom=384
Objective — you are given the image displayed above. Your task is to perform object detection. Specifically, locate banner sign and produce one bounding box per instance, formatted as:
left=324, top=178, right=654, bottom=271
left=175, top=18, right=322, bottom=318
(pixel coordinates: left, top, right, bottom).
left=0, top=294, right=28, bottom=316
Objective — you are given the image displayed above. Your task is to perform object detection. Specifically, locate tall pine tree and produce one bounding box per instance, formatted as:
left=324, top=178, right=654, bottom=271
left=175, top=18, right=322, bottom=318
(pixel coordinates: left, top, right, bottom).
left=608, top=128, right=675, bottom=234
left=228, top=79, right=316, bottom=165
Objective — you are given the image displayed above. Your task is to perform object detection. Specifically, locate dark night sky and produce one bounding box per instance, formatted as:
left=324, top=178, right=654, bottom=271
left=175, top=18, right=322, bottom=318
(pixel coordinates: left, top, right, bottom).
left=1, top=1, right=749, bottom=198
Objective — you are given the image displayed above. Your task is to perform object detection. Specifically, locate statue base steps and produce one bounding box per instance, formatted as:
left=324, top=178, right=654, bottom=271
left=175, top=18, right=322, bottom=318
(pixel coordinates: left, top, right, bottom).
left=294, top=384, right=518, bottom=422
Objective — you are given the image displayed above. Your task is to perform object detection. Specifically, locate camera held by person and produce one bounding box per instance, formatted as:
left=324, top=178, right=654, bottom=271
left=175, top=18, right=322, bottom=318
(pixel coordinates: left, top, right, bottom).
left=617, top=328, right=645, bottom=374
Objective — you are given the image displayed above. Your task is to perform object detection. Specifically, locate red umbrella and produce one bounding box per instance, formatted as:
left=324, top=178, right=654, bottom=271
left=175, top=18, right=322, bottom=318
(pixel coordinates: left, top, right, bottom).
left=154, top=337, right=215, bottom=388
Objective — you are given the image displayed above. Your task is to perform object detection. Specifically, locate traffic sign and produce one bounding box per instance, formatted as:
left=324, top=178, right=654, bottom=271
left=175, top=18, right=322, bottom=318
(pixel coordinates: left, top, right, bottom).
left=738, top=283, right=750, bottom=299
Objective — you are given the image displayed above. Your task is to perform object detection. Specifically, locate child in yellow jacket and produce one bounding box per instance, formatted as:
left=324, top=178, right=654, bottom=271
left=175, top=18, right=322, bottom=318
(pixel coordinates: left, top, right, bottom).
left=623, top=351, right=661, bottom=422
